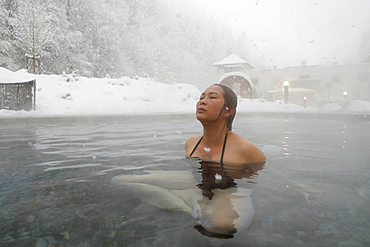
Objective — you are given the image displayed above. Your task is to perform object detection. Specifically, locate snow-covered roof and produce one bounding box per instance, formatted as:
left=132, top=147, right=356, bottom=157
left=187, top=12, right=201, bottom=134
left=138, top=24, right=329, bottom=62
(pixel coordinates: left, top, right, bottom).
left=213, top=54, right=254, bottom=68
left=217, top=72, right=255, bottom=88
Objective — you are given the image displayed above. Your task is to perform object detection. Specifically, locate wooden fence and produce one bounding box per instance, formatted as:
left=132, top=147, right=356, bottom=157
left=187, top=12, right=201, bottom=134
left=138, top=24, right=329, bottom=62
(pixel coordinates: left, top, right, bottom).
left=0, top=80, right=36, bottom=111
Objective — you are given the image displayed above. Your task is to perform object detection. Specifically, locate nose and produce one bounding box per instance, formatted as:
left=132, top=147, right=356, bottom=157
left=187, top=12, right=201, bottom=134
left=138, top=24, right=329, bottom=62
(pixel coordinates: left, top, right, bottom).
left=199, top=98, right=206, bottom=105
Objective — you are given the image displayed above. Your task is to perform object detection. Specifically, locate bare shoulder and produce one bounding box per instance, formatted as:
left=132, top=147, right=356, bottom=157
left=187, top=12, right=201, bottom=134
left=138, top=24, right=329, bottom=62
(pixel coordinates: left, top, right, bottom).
left=229, top=133, right=266, bottom=163
left=185, top=134, right=202, bottom=156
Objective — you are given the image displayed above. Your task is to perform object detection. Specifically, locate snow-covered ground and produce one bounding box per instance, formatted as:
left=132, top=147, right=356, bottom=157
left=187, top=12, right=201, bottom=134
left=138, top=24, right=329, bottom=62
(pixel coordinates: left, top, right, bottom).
left=1, top=67, right=369, bottom=118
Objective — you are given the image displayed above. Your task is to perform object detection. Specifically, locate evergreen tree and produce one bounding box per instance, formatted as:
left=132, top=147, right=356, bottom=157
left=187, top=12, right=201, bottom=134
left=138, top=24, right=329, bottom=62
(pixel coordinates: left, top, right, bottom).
left=10, top=0, right=56, bottom=73
left=0, top=0, right=17, bottom=69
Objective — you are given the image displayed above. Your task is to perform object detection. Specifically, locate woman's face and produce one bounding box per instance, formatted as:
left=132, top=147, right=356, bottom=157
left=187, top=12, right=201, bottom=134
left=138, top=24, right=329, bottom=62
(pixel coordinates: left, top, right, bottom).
left=196, top=85, right=226, bottom=122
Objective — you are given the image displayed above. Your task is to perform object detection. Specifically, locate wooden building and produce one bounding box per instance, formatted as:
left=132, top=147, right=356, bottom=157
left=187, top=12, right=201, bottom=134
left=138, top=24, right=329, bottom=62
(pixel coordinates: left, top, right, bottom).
left=212, top=54, right=257, bottom=98
left=209, top=54, right=370, bottom=106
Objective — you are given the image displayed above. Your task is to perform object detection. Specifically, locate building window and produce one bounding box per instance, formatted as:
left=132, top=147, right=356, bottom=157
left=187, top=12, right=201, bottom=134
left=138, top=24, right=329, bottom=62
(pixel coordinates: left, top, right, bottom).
left=233, top=83, right=240, bottom=91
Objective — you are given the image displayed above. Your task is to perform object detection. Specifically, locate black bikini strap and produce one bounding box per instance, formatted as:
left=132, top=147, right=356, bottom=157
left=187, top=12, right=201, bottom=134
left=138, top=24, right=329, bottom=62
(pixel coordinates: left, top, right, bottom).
left=189, top=136, right=203, bottom=157
left=190, top=133, right=228, bottom=162
left=220, top=132, right=228, bottom=166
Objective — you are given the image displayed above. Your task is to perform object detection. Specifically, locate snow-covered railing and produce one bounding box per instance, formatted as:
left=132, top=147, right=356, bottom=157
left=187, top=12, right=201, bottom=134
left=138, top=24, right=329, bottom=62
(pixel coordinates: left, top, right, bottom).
left=0, top=80, right=36, bottom=111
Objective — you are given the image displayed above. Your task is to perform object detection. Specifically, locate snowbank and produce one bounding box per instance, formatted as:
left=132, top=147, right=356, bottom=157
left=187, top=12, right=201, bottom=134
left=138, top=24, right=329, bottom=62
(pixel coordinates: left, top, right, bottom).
left=1, top=67, right=370, bottom=118
left=0, top=68, right=200, bottom=117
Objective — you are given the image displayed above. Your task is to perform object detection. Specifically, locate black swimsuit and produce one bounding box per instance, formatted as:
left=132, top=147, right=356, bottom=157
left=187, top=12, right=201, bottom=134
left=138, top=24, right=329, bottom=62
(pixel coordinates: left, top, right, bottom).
left=189, top=132, right=228, bottom=165
left=189, top=132, right=236, bottom=199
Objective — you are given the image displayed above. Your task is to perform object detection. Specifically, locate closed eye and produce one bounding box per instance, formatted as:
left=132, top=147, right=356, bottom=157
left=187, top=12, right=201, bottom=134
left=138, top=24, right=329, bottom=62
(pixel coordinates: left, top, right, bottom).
left=199, top=92, right=219, bottom=100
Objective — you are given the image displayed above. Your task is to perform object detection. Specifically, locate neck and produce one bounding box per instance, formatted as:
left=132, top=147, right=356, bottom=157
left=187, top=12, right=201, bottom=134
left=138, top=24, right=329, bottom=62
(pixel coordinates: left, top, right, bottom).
left=201, top=122, right=228, bottom=147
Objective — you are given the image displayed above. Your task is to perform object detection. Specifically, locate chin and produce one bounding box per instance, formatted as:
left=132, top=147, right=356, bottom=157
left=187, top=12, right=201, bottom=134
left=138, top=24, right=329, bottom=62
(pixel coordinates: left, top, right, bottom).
left=196, top=113, right=205, bottom=121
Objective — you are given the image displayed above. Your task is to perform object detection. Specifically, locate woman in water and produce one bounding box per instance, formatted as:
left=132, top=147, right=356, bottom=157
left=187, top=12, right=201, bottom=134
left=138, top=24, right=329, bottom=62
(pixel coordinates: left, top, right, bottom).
left=112, top=84, right=265, bottom=240
left=186, top=84, right=265, bottom=163
left=185, top=84, right=266, bottom=238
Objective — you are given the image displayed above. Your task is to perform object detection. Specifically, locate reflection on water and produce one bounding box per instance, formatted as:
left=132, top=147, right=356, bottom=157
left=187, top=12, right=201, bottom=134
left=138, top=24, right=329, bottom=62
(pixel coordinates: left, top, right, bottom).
left=282, top=119, right=291, bottom=157
left=111, top=159, right=265, bottom=239
left=0, top=115, right=370, bottom=246
left=342, top=123, right=347, bottom=149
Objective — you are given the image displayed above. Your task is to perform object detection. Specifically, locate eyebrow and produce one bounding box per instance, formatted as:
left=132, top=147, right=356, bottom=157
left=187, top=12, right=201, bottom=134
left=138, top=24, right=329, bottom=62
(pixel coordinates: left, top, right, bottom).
left=201, top=92, right=219, bottom=95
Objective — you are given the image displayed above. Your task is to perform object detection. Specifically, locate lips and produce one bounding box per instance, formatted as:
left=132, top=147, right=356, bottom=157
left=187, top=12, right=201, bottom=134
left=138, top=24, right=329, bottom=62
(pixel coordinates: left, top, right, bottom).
left=197, top=107, right=206, bottom=113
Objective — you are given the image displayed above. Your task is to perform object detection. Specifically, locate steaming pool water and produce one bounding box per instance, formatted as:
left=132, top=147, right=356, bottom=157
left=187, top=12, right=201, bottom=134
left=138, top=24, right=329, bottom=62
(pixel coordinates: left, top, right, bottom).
left=0, top=114, right=369, bottom=247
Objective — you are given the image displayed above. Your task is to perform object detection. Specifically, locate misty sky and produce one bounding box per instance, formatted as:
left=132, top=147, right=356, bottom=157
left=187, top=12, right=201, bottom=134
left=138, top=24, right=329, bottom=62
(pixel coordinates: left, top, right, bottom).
left=184, top=0, right=370, bottom=68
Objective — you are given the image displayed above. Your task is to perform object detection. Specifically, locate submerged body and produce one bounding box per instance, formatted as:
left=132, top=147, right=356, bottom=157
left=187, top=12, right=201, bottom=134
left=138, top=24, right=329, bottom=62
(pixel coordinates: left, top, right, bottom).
left=111, top=160, right=264, bottom=238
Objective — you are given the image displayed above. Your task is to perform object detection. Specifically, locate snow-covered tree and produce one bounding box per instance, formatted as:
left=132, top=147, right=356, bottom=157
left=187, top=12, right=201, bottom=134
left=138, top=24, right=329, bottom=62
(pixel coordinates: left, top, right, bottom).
left=0, top=0, right=16, bottom=69
left=10, top=0, right=55, bottom=73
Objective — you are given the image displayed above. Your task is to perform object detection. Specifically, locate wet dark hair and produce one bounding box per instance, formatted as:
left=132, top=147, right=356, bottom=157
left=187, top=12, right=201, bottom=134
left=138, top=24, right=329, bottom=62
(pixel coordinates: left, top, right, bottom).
left=213, top=84, right=237, bottom=131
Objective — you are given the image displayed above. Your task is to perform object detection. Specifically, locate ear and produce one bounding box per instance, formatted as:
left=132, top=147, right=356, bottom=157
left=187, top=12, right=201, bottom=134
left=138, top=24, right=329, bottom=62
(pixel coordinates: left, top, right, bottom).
left=224, top=107, right=233, bottom=118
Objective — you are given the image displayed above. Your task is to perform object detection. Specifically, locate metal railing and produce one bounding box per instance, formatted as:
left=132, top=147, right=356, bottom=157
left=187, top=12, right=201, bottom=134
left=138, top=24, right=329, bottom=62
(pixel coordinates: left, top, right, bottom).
left=0, top=79, right=36, bottom=111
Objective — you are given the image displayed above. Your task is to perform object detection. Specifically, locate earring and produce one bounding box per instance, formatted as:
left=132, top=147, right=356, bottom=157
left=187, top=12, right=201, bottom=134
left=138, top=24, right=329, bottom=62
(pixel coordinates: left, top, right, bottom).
left=226, top=107, right=229, bottom=110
